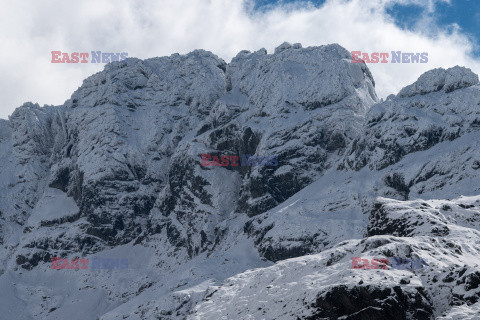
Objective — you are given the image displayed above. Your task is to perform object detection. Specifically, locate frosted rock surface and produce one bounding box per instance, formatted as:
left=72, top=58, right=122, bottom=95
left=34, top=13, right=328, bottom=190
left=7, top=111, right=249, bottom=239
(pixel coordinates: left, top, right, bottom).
left=398, top=66, right=479, bottom=98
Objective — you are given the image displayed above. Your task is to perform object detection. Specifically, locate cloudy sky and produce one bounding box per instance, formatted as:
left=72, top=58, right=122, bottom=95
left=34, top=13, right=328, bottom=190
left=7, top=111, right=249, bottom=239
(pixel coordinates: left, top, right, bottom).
left=0, top=0, right=479, bottom=119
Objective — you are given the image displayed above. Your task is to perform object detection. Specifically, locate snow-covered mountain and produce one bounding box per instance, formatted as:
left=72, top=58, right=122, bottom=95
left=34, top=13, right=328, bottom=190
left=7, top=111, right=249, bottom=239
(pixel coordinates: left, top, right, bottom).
left=0, top=42, right=479, bottom=320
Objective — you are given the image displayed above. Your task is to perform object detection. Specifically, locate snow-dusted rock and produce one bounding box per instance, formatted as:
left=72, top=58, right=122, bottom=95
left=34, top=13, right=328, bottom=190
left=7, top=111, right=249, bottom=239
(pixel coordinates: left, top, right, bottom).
left=274, top=41, right=293, bottom=54
left=192, top=195, right=480, bottom=320
left=1, top=43, right=480, bottom=319
left=346, top=68, right=480, bottom=170
left=397, top=66, right=479, bottom=98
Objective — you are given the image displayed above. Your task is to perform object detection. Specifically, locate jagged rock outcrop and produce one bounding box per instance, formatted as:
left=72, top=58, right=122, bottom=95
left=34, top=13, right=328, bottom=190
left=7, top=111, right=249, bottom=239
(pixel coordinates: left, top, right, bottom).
left=191, top=195, right=480, bottom=320
left=397, top=66, right=478, bottom=98
left=243, top=65, right=480, bottom=264
left=346, top=66, right=480, bottom=171
left=149, top=42, right=377, bottom=258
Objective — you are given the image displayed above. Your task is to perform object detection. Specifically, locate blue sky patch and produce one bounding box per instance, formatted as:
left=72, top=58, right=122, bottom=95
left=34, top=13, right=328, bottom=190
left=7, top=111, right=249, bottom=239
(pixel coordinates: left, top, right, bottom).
left=255, top=0, right=480, bottom=56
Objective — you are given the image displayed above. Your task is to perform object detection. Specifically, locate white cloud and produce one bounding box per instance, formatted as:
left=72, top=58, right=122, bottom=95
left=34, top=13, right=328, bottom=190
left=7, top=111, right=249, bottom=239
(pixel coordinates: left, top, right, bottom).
left=0, top=0, right=478, bottom=119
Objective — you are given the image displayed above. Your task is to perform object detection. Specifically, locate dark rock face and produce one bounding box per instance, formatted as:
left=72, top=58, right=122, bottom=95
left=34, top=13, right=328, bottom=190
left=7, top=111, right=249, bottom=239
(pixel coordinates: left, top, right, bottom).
left=258, top=238, right=317, bottom=262
left=308, top=285, right=434, bottom=320
left=140, top=43, right=377, bottom=256
left=5, top=50, right=228, bottom=260
left=216, top=44, right=377, bottom=217
left=383, top=172, right=410, bottom=200
left=15, top=251, right=53, bottom=270
left=239, top=65, right=480, bottom=267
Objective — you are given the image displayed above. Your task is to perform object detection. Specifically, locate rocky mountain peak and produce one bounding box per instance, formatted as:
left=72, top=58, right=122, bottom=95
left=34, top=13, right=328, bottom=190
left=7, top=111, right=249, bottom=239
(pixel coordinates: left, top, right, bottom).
left=397, top=65, right=479, bottom=98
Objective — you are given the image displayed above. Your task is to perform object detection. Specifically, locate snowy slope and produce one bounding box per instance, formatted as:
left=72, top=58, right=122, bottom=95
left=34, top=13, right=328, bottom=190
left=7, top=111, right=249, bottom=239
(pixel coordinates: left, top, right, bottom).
left=192, top=195, right=480, bottom=319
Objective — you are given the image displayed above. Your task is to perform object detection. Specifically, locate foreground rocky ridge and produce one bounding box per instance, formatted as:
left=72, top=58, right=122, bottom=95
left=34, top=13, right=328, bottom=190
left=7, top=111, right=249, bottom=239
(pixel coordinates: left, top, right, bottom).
left=0, top=42, right=479, bottom=319
left=192, top=195, right=480, bottom=319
